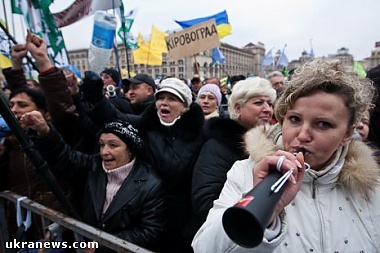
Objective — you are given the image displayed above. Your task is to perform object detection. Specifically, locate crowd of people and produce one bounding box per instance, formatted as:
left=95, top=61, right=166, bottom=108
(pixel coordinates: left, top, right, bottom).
left=1, top=32, right=380, bottom=253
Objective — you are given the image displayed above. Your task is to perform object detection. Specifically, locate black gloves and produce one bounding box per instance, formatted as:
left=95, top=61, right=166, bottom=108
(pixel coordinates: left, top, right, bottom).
left=81, top=71, right=104, bottom=103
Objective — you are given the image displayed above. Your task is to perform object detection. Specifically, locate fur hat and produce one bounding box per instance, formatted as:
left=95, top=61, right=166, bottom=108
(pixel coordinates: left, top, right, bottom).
left=197, top=83, right=222, bottom=106
left=101, top=68, right=120, bottom=85
left=155, top=77, right=192, bottom=108
left=100, top=121, right=143, bottom=153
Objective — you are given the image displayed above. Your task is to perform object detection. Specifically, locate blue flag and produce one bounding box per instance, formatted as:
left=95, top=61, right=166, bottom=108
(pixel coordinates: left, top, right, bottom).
left=276, top=44, right=289, bottom=67
left=262, top=49, right=274, bottom=67
left=212, top=48, right=225, bottom=64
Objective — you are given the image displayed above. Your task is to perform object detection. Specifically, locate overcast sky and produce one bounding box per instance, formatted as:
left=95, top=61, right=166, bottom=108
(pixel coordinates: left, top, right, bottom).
left=4, top=0, right=380, bottom=62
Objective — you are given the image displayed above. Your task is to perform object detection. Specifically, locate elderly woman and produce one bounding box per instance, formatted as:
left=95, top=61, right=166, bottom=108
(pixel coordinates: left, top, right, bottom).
left=192, top=59, right=380, bottom=252
left=83, top=76, right=205, bottom=252
left=21, top=113, right=166, bottom=252
left=196, top=83, right=222, bottom=119
left=190, top=77, right=276, bottom=239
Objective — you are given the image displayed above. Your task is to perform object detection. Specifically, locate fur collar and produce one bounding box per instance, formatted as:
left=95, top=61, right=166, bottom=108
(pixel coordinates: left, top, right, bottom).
left=204, top=117, right=247, bottom=153
left=244, top=124, right=380, bottom=199
left=142, top=102, right=205, bottom=138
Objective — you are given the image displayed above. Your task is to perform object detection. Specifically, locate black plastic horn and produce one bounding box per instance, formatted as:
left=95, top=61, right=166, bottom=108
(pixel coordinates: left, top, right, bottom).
left=222, top=170, right=286, bottom=248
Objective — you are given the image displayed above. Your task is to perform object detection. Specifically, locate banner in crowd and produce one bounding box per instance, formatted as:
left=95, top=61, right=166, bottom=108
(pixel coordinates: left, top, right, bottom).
left=174, top=10, right=230, bottom=64
left=52, top=0, right=120, bottom=28
left=166, top=19, right=220, bottom=61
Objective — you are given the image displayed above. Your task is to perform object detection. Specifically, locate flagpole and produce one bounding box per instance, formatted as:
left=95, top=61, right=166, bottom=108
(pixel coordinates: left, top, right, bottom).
left=193, top=54, right=200, bottom=76
left=0, top=22, right=39, bottom=72
left=2, top=0, right=9, bottom=28
left=124, top=38, right=131, bottom=78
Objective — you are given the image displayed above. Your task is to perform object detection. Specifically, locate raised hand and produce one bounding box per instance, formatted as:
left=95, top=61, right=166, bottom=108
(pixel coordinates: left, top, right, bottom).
left=20, top=110, right=50, bottom=136
left=10, top=44, right=28, bottom=70
left=25, top=30, right=53, bottom=72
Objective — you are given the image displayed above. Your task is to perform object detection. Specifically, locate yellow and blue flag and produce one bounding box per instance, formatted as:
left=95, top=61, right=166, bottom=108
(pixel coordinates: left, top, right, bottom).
left=175, top=10, right=231, bottom=39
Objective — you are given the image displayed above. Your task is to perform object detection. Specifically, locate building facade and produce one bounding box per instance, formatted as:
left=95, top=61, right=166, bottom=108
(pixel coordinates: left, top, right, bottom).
left=67, top=40, right=380, bottom=80
left=67, top=41, right=266, bottom=80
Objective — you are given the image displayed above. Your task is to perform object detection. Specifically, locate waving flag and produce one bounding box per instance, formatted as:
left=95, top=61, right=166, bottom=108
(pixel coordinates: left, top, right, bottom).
left=149, top=26, right=168, bottom=53
left=353, top=61, right=367, bottom=78
left=262, top=48, right=274, bottom=67
left=10, top=0, right=68, bottom=65
left=212, top=48, right=225, bottom=64
left=132, top=30, right=165, bottom=66
left=175, top=10, right=231, bottom=39
left=276, top=44, right=289, bottom=68
left=52, top=0, right=120, bottom=28
left=117, top=1, right=138, bottom=47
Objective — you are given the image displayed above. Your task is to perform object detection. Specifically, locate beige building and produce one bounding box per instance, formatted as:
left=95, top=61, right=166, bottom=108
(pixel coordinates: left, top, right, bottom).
left=68, top=41, right=380, bottom=80
left=67, top=41, right=266, bottom=80
left=363, top=42, right=380, bottom=70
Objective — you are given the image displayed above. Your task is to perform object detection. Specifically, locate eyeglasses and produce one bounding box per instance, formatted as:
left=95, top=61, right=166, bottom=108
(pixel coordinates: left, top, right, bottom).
left=272, top=81, right=284, bottom=87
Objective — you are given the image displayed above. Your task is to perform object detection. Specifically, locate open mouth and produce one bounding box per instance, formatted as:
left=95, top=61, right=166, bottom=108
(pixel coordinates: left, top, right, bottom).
left=160, top=109, right=171, bottom=115
left=103, top=158, right=114, bottom=164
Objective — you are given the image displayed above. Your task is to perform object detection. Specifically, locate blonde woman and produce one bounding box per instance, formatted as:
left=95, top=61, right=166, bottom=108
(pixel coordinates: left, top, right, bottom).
left=192, top=59, right=380, bottom=252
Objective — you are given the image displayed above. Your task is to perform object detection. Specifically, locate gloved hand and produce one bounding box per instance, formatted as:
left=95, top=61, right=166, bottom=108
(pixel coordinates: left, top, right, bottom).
left=80, top=71, right=104, bottom=103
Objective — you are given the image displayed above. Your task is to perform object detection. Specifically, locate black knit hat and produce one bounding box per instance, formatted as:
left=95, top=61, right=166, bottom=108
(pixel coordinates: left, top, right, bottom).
left=101, top=68, right=121, bottom=85
left=100, top=121, right=143, bottom=153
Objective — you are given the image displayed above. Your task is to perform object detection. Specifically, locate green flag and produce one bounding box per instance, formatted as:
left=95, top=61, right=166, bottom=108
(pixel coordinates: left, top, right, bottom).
left=118, top=1, right=138, bottom=48
left=10, top=0, right=23, bottom=14
left=11, top=0, right=67, bottom=64
left=40, top=0, right=66, bottom=55
left=353, top=61, right=367, bottom=78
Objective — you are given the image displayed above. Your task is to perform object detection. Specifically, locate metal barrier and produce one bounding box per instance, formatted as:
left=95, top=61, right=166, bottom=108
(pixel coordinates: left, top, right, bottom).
left=0, top=191, right=153, bottom=253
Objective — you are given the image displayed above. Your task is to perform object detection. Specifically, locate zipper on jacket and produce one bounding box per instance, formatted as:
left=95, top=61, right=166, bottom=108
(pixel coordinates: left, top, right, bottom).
left=312, top=178, right=317, bottom=199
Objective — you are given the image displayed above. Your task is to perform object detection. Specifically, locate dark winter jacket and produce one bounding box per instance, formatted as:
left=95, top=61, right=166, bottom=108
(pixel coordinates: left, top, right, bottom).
left=190, top=117, right=247, bottom=236
left=1, top=67, right=76, bottom=239
left=32, top=127, right=166, bottom=252
left=88, top=100, right=205, bottom=252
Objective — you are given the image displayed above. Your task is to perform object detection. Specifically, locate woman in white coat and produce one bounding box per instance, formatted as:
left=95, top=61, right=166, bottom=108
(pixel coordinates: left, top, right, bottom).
left=192, top=59, right=380, bottom=252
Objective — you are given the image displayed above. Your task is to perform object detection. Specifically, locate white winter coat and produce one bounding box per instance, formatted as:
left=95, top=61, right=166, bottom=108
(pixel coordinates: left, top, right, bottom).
left=192, top=124, right=380, bottom=253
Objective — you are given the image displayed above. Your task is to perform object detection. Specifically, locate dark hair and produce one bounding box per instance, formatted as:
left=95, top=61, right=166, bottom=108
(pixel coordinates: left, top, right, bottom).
left=101, top=68, right=121, bottom=86
left=191, top=77, right=201, bottom=84
left=9, top=87, right=47, bottom=112
left=229, top=75, right=246, bottom=85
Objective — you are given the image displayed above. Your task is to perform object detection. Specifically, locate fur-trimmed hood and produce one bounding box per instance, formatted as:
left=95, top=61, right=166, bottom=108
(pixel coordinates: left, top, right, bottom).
left=244, top=124, right=380, bottom=198
left=203, top=117, right=247, bottom=153
left=141, top=101, right=205, bottom=140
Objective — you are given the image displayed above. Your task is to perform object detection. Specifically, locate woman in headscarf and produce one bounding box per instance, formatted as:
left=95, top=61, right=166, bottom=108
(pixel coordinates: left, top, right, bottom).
left=83, top=77, right=205, bottom=252
left=196, top=83, right=222, bottom=120
left=22, top=113, right=166, bottom=252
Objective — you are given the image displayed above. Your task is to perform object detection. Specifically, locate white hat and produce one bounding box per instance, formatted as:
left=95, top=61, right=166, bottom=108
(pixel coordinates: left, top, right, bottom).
left=155, top=77, right=193, bottom=108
